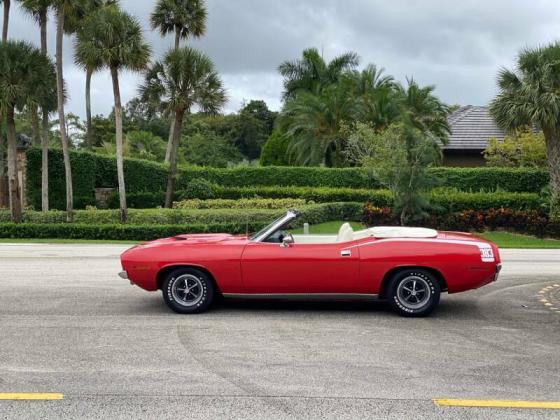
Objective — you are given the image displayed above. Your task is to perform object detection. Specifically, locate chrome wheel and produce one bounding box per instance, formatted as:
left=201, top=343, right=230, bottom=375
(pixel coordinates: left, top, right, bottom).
left=171, top=274, right=204, bottom=307
left=396, top=275, right=432, bottom=310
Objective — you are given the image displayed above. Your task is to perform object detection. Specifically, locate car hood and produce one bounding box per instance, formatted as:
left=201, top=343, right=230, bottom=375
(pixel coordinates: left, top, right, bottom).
left=138, top=233, right=247, bottom=248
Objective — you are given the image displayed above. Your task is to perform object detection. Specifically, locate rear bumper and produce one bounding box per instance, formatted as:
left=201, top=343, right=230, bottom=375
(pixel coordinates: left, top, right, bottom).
left=494, top=264, right=502, bottom=282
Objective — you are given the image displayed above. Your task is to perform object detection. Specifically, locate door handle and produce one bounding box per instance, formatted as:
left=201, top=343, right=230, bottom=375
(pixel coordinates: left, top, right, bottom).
left=341, top=250, right=351, bottom=257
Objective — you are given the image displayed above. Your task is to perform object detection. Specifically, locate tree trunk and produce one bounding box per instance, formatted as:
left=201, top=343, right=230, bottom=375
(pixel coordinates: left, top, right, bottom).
left=174, top=26, right=180, bottom=49
left=0, top=0, right=9, bottom=197
left=111, top=67, right=127, bottom=223
left=543, top=127, right=560, bottom=217
left=30, top=106, right=41, bottom=146
left=164, top=27, right=182, bottom=164
left=56, top=9, right=73, bottom=222
left=85, top=67, right=93, bottom=150
left=165, top=109, right=185, bottom=208
left=6, top=106, right=22, bottom=223
left=2, top=0, right=9, bottom=42
left=39, top=9, right=49, bottom=211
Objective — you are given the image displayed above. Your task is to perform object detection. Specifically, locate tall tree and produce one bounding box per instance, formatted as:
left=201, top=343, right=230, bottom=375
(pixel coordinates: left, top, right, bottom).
left=18, top=0, right=55, bottom=211
left=140, top=46, right=226, bottom=207
left=76, top=6, right=150, bottom=222
left=0, top=0, right=10, bottom=209
left=490, top=43, right=560, bottom=216
left=53, top=0, right=93, bottom=221
left=396, top=79, right=450, bottom=141
left=278, top=80, right=359, bottom=166
left=278, top=47, right=359, bottom=101
left=150, top=0, right=207, bottom=164
left=0, top=41, right=57, bottom=222
left=74, top=0, right=117, bottom=151
left=1, top=0, right=9, bottom=41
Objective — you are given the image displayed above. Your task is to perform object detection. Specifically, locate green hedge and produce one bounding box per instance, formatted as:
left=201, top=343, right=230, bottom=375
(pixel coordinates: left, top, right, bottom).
left=0, top=222, right=265, bottom=241
left=0, top=203, right=363, bottom=227
left=26, top=148, right=97, bottom=210
left=0, top=203, right=364, bottom=240
left=26, top=149, right=549, bottom=209
left=104, top=187, right=543, bottom=212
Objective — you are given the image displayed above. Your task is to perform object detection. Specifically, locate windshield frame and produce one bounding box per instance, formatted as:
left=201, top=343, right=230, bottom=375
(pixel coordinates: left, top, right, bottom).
left=250, top=210, right=299, bottom=242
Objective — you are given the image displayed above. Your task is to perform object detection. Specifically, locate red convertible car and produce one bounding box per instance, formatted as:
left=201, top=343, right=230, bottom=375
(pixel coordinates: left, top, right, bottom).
left=119, top=210, right=501, bottom=317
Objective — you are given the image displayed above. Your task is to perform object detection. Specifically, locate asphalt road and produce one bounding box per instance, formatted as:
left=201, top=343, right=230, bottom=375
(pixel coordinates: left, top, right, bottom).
left=0, top=244, right=559, bottom=419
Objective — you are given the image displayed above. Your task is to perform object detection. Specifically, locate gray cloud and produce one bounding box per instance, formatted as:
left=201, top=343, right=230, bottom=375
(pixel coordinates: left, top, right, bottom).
left=6, top=0, right=560, bottom=118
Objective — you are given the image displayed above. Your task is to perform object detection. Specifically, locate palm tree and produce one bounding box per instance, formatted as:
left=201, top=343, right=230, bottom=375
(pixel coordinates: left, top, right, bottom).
left=74, top=0, right=117, bottom=151
left=52, top=0, right=94, bottom=221
left=140, top=46, right=226, bottom=207
left=0, top=0, right=10, bottom=208
left=348, top=64, right=399, bottom=130
left=1, top=0, right=9, bottom=41
left=18, top=0, right=55, bottom=211
left=150, top=0, right=206, bottom=49
left=76, top=6, right=150, bottom=222
left=0, top=40, right=57, bottom=222
left=490, top=43, right=560, bottom=216
left=396, top=79, right=450, bottom=141
left=278, top=48, right=359, bottom=101
left=278, top=81, right=359, bottom=167
left=150, top=0, right=208, bottom=164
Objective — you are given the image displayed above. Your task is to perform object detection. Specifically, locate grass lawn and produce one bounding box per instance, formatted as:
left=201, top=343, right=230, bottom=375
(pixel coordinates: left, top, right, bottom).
left=1, top=221, right=560, bottom=248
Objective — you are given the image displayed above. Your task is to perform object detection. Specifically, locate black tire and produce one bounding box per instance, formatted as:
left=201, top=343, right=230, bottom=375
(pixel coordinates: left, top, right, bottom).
left=162, top=268, right=214, bottom=314
left=387, top=269, right=441, bottom=317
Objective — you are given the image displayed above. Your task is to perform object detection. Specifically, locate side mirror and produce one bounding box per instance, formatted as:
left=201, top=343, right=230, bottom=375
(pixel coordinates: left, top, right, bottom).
left=280, top=233, right=294, bottom=248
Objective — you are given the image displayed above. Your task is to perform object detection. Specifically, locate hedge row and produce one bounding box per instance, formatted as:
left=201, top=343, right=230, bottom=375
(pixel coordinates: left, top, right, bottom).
left=3, top=207, right=559, bottom=241
left=0, top=222, right=266, bottom=241
left=26, top=148, right=549, bottom=209
left=106, top=187, right=544, bottom=212
left=0, top=203, right=364, bottom=227
left=362, top=205, right=560, bottom=239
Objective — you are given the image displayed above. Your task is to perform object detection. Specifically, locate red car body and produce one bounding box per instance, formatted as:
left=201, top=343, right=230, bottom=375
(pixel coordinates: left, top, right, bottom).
left=120, top=215, right=501, bottom=302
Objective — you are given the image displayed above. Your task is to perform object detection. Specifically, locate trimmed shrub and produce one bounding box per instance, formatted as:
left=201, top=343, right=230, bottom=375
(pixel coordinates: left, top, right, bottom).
left=362, top=204, right=560, bottom=239
left=173, top=198, right=308, bottom=210
left=0, top=202, right=363, bottom=227
left=26, top=148, right=550, bottom=210
left=26, top=148, right=97, bottom=210
left=178, top=178, right=216, bottom=200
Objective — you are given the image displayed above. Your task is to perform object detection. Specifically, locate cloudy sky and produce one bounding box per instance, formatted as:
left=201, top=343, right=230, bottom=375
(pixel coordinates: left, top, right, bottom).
left=7, top=0, right=560, bottom=118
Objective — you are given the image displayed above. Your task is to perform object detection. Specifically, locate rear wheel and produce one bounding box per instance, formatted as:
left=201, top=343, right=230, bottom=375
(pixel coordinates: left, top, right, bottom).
left=387, top=269, right=440, bottom=317
left=162, top=268, right=214, bottom=314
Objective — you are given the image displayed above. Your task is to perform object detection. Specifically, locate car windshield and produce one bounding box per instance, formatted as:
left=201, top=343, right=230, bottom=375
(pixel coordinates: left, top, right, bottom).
left=249, top=214, right=288, bottom=241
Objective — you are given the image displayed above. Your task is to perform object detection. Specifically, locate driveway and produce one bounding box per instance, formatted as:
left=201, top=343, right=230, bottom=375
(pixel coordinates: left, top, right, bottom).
left=0, top=244, right=559, bottom=419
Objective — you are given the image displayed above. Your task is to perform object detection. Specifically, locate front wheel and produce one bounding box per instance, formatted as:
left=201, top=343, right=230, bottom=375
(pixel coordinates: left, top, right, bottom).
left=387, top=269, right=441, bottom=317
left=162, top=268, right=214, bottom=314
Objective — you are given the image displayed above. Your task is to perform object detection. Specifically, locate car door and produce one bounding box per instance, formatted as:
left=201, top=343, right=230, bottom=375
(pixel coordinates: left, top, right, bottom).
left=240, top=241, right=362, bottom=294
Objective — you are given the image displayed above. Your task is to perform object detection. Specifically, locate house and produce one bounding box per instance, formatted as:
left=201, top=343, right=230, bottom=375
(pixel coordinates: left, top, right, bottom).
left=443, top=105, right=506, bottom=167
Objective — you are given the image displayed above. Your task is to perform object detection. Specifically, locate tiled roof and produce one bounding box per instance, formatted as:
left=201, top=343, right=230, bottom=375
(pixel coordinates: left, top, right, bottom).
left=445, top=105, right=505, bottom=150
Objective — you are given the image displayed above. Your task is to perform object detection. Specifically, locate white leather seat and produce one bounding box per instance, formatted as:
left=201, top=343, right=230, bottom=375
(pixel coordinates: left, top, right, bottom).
left=336, top=223, right=354, bottom=242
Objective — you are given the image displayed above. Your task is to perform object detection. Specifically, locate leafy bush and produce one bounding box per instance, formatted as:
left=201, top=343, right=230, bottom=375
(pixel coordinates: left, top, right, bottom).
left=483, top=129, right=547, bottom=168
left=0, top=222, right=267, bottom=241
left=178, top=179, right=216, bottom=200
left=173, top=198, right=308, bottom=209
left=362, top=205, right=560, bottom=238
left=260, top=132, right=292, bottom=166
left=26, top=148, right=97, bottom=210
left=0, top=203, right=363, bottom=227
left=26, top=149, right=550, bottom=210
